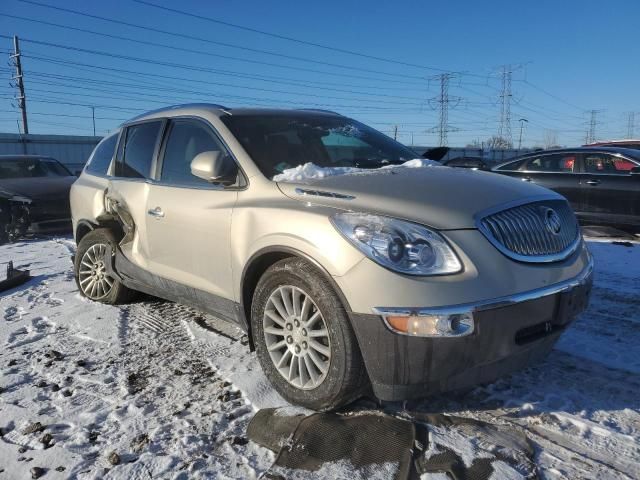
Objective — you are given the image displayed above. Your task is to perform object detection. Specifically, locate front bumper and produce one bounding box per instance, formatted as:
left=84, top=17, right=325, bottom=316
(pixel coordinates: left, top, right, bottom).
left=349, top=258, right=593, bottom=401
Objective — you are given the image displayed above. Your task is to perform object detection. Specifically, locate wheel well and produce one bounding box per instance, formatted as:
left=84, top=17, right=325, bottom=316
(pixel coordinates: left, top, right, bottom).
left=75, top=219, right=125, bottom=245
left=240, top=248, right=353, bottom=351
left=75, top=222, right=94, bottom=244
left=241, top=251, right=294, bottom=335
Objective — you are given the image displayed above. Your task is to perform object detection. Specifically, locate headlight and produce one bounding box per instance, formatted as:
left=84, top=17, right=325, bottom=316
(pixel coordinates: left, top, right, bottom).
left=331, top=213, right=462, bottom=276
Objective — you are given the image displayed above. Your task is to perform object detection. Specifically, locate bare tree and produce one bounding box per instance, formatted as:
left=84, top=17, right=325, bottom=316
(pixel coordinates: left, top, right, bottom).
left=543, top=130, right=559, bottom=149
left=486, top=136, right=513, bottom=149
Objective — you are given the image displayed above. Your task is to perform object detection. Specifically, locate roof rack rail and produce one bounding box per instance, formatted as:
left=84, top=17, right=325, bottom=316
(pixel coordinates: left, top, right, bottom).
left=126, top=103, right=230, bottom=123
left=296, top=108, right=342, bottom=116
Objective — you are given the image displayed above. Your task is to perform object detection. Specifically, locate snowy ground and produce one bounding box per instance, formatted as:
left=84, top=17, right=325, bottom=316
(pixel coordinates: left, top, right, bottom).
left=0, top=236, right=638, bottom=479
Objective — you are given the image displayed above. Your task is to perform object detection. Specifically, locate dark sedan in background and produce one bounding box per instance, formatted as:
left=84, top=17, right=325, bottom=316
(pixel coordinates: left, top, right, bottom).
left=0, top=155, right=75, bottom=243
left=492, top=147, right=640, bottom=232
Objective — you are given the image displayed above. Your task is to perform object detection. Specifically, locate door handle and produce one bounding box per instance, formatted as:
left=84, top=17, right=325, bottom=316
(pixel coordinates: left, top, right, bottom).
left=522, top=177, right=532, bottom=182
left=585, top=179, right=600, bottom=186
left=147, top=207, right=165, bottom=218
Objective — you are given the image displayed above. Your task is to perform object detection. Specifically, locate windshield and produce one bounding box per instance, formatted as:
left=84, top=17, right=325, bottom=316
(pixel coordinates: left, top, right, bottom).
left=0, top=158, right=72, bottom=179
left=221, top=114, right=419, bottom=179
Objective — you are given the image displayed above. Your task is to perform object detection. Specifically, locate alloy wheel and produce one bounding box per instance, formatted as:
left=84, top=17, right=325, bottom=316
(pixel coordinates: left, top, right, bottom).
left=78, top=243, right=114, bottom=300
left=263, top=285, right=331, bottom=390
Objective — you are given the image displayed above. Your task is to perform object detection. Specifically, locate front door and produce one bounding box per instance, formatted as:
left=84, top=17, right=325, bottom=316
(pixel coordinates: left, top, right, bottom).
left=144, top=118, right=240, bottom=314
left=517, top=153, right=583, bottom=212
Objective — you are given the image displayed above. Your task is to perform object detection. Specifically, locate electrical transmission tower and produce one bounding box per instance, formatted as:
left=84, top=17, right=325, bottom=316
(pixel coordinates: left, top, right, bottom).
left=10, top=35, right=29, bottom=134
left=497, top=65, right=513, bottom=144
left=626, top=112, right=636, bottom=138
left=585, top=109, right=602, bottom=144
left=428, top=73, right=460, bottom=146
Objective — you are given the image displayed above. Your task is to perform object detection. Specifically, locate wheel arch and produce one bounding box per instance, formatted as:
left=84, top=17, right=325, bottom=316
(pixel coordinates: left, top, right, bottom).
left=75, top=217, right=125, bottom=245
left=240, top=246, right=353, bottom=351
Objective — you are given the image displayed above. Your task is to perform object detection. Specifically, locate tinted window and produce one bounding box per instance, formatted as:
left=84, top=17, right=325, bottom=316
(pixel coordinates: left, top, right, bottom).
left=221, top=114, right=417, bottom=179
left=495, top=159, right=526, bottom=171
left=161, top=120, right=230, bottom=186
left=0, top=158, right=71, bottom=178
left=86, top=134, right=118, bottom=176
left=584, top=153, right=639, bottom=174
left=524, top=154, right=575, bottom=172
left=117, top=121, right=162, bottom=178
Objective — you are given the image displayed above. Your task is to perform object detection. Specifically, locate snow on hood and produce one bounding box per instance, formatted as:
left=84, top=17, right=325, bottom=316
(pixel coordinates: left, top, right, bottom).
left=272, top=158, right=441, bottom=182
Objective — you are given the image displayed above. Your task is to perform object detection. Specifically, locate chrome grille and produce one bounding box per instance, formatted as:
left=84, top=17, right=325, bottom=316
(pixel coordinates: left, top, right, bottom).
left=478, top=199, right=580, bottom=262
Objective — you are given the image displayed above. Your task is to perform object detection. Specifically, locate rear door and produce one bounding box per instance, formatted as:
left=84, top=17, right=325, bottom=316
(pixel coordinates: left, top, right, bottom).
left=579, top=152, right=640, bottom=227
left=106, top=119, right=164, bottom=269
left=144, top=117, right=240, bottom=315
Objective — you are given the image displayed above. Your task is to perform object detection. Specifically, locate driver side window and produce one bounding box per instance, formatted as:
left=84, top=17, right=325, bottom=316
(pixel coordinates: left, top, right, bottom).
left=160, top=119, right=235, bottom=186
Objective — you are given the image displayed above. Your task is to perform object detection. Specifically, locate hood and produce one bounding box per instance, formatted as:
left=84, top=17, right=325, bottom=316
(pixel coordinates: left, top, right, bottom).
left=0, top=176, right=76, bottom=201
left=276, top=166, right=560, bottom=229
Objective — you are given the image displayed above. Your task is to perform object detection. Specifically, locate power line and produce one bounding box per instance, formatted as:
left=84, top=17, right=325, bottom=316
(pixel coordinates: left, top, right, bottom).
left=132, top=0, right=476, bottom=75
left=20, top=53, right=423, bottom=98
left=0, top=108, right=127, bottom=121
left=521, top=79, right=584, bottom=112
left=17, top=69, right=430, bottom=106
left=13, top=1, right=441, bottom=84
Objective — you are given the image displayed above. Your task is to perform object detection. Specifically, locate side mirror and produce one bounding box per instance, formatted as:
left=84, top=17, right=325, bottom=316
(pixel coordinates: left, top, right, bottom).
left=190, top=150, right=237, bottom=185
left=630, top=166, right=640, bottom=176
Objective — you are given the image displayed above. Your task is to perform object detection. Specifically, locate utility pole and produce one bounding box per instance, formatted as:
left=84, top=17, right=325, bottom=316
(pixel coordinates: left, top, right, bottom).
left=517, top=118, right=528, bottom=149
left=585, top=109, right=601, bottom=144
left=498, top=65, right=512, bottom=145
left=626, top=112, right=635, bottom=138
left=393, top=125, right=398, bottom=141
left=10, top=35, right=29, bottom=134
left=91, top=106, right=96, bottom=136
left=428, top=73, right=460, bottom=146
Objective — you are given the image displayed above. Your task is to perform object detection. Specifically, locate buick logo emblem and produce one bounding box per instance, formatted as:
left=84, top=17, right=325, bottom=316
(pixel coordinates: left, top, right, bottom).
left=543, top=208, right=562, bottom=235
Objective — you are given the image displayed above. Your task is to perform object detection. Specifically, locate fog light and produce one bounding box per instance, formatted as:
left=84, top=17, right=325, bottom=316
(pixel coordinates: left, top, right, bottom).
left=385, top=312, right=474, bottom=337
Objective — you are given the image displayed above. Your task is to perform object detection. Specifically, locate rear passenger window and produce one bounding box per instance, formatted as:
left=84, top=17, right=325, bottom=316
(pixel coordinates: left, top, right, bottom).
left=86, top=134, right=118, bottom=176
left=524, top=154, right=574, bottom=172
left=117, top=121, right=162, bottom=178
left=584, top=154, right=639, bottom=174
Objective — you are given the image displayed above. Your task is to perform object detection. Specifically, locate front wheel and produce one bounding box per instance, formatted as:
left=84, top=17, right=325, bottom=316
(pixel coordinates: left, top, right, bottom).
left=74, top=229, right=135, bottom=304
left=251, top=257, right=368, bottom=410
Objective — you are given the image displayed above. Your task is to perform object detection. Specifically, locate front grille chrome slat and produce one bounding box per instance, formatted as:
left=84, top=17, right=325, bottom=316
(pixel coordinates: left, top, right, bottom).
left=478, top=199, right=580, bottom=263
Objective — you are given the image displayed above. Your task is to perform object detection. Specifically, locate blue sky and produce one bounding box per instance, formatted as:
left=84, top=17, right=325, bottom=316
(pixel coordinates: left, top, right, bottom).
left=1, top=0, right=638, bottom=147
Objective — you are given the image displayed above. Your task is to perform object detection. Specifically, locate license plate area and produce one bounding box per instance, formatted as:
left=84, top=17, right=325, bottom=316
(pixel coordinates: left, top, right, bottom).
left=557, top=282, right=591, bottom=325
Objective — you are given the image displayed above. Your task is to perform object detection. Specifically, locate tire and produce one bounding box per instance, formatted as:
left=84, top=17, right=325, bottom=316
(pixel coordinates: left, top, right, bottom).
left=74, top=228, right=135, bottom=305
left=251, top=257, right=368, bottom=410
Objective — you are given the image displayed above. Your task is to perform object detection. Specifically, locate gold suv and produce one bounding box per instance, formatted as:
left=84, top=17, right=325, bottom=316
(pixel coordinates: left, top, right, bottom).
left=71, top=104, right=593, bottom=410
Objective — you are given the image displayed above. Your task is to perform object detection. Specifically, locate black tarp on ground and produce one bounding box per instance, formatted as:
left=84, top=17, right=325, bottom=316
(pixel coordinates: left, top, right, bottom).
left=249, top=408, right=415, bottom=479
left=248, top=408, right=538, bottom=480
left=0, top=261, right=30, bottom=292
